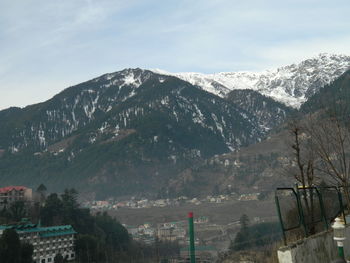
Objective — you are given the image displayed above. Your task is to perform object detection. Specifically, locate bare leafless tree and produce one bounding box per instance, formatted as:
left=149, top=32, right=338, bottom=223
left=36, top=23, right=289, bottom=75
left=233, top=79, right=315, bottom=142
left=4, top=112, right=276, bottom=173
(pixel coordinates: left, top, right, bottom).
left=287, top=120, right=317, bottom=234
left=304, top=111, right=350, bottom=209
left=287, top=107, right=350, bottom=207
left=289, top=121, right=316, bottom=189
left=283, top=105, right=350, bottom=240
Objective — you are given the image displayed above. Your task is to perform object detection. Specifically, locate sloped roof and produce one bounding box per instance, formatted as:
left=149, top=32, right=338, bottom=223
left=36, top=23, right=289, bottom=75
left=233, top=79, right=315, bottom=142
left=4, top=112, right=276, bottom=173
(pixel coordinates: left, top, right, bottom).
left=0, top=222, right=76, bottom=237
left=0, top=186, right=27, bottom=194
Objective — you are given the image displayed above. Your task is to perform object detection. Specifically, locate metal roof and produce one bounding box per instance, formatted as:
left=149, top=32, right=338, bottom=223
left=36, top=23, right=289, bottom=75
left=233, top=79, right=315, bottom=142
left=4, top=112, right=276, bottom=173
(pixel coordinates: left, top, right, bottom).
left=0, top=222, right=76, bottom=237
left=0, top=186, right=27, bottom=193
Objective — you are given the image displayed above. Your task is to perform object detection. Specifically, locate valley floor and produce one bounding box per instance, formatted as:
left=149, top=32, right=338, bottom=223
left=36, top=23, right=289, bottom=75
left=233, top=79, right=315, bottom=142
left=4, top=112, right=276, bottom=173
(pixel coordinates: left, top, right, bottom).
left=110, top=199, right=276, bottom=225
left=108, top=199, right=277, bottom=252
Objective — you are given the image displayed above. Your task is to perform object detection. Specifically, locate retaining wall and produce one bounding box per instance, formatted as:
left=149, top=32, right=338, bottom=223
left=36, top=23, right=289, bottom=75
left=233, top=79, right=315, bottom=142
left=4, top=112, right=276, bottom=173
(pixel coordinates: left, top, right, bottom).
left=278, top=226, right=350, bottom=263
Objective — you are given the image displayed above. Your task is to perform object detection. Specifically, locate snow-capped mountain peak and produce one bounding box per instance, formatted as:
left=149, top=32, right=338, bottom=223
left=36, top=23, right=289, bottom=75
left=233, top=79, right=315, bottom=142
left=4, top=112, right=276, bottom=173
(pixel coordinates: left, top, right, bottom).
left=152, top=53, right=350, bottom=108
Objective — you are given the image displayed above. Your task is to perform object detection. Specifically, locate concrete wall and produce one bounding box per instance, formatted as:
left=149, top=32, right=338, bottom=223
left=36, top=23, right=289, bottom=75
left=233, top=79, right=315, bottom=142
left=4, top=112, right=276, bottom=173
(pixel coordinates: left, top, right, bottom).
left=278, top=226, right=350, bottom=263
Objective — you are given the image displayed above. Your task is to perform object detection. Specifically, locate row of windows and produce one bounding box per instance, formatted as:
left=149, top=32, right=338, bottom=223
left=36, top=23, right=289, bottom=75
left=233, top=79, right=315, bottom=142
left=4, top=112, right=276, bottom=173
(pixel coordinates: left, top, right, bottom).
left=21, top=234, right=74, bottom=241
left=34, top=247, right=74, bottom=255
left=35, top=253, right=75, bottom=263
left=33, top=242, right=74, bottom=252
left=0, top=191, right=25, bottom=196
left=36, top=240, right=73, bottom=247
left=0, top=197, right=24, bottom=201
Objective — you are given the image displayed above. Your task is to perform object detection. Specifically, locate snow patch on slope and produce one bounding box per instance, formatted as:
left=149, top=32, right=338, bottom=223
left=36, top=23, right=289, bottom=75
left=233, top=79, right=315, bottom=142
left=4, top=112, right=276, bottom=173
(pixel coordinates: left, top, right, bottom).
left=122, top=71, right=142, bottom=87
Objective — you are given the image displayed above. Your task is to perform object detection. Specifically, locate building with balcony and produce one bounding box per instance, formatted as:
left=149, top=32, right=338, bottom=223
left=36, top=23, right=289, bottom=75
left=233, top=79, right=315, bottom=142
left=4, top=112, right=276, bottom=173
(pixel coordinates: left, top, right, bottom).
left=0, top=221, right=76, bottom=263
left=0, top=186, right=33, bottom=206
left=157, top=226, right=186, bottom=242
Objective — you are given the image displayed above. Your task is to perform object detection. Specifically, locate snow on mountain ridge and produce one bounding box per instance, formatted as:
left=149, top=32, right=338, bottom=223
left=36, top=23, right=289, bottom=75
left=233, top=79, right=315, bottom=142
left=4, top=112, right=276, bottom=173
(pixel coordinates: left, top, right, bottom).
left=153, top=53, right=350, bottom=108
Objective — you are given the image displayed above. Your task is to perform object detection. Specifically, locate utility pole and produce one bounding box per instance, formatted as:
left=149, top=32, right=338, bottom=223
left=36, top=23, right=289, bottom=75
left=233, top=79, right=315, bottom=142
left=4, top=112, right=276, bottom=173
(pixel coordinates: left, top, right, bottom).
left=188, top=212, right=196, bottom=263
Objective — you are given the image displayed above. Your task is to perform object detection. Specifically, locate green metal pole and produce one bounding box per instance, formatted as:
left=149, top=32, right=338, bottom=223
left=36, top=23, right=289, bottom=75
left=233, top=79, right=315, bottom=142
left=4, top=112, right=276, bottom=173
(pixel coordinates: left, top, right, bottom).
left=275, top=192, right=287, bottom=245
left=339, top=246, right=344, bottom=259
left=296, top=187, right=308, bottom=237
left=188, top=212, right=195, bottom=263
left=337, top=188, right=346, bottom=224
left=316, top=188, right=329, bottom=230
left=337, top=241, right=345, bottom=259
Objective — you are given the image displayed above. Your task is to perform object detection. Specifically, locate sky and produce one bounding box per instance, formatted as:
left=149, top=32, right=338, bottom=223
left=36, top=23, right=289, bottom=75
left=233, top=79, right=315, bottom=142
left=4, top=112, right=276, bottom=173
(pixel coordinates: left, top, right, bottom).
left=0, top=0, right=350, bottom=110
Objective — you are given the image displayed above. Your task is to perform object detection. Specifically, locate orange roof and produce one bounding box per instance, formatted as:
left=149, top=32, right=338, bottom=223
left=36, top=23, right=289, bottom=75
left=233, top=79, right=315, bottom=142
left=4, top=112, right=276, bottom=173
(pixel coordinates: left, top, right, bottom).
left=0, top=186, right=27, bottom=194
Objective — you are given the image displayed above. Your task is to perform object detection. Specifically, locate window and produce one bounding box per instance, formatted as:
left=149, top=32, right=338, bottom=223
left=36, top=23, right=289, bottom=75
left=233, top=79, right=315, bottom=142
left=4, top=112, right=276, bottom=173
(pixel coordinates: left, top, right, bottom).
left=41, top=259, right=45, bottom=263
left=48, top=258, right=52, bottom=262
left=71, top=253, right=75, bottom=258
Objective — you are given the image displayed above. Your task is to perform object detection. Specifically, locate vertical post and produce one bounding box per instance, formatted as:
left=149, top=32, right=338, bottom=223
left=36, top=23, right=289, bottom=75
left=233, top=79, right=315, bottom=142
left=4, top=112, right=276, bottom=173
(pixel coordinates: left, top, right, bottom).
left=295, top=186, right=308, bottom=237
left=337, top=187, right=346, bottom=224
left=338, top=241, right=345, bottom=259
left=188, top=212, right=195, bottom=263
left=315, top=188, right=329, bottom=230
left=275, top=191, right=287, bottom=245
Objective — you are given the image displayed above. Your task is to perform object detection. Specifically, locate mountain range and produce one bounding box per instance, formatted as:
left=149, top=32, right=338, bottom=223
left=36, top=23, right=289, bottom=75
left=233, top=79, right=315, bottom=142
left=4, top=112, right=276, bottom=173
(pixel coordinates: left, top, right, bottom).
left=0, top=53, right=349, bottom=199
left=154, top=53, right=350, bottom=108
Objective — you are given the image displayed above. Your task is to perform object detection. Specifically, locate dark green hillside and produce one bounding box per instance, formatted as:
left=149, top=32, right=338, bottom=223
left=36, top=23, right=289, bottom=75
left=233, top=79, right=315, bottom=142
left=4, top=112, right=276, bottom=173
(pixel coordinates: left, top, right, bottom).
left=227, top=89, right=294, bottom=131
left=301, top=69, right=350, bottom=113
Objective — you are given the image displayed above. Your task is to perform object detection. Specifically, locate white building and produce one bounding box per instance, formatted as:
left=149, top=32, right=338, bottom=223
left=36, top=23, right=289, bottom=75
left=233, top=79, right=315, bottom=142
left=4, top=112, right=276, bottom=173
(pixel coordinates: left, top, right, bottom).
left=0, top=221, right=76, bottom=263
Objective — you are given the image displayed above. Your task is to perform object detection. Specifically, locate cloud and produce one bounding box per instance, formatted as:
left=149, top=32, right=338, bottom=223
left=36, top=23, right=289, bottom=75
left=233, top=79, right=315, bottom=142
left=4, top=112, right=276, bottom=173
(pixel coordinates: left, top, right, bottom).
left=0, top=0, right=350, bottom=109
left=255, top=36, right=350, bottom=69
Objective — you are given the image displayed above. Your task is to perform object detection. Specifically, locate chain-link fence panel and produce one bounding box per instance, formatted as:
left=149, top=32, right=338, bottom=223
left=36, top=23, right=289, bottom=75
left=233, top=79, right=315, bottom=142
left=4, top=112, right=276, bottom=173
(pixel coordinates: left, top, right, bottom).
left=320, top=187, right=343, bottom=223
left=297, top=187, right=327, bottom=234
left=275, top=188, right=305, bottom=244
left=275, top=186, right=345, bottom=245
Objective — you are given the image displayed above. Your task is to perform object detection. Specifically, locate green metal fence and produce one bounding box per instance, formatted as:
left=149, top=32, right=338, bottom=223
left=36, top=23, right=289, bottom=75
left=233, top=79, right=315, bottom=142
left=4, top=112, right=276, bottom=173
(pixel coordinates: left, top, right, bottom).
left=275, top=186, right=345, bottom=245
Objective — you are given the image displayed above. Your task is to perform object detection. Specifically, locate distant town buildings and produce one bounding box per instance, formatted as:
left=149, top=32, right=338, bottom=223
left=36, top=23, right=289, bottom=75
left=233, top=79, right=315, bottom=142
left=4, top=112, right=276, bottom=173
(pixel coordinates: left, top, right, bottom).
left=82, top=191, right=263, bottom=212
left=124, top=215, right=216, bottom=248
left=157, top=222, right=186, bottom=242
left=123, top=219, right=218, bottom=262
left=194, top=216, right=209, bottom=224
left=238, top=193, right=260, bottom=201
left=0, top=220, right=76, bottom=263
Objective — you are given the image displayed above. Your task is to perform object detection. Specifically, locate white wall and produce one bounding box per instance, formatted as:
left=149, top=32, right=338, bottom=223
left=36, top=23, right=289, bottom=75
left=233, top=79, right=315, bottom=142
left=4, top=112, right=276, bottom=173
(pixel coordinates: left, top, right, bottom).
left=278, top=226, right=350, bottom=263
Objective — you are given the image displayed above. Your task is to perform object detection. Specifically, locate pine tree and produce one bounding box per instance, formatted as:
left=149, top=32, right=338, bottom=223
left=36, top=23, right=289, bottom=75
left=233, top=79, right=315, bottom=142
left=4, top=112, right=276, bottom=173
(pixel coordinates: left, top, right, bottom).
left=230, top=214, right=251, bottom=251
left=54, top=253, right=64, bottom=263
left=20, top=243, right=34, bottom=263
left=0, top=229, right=21, bottom=263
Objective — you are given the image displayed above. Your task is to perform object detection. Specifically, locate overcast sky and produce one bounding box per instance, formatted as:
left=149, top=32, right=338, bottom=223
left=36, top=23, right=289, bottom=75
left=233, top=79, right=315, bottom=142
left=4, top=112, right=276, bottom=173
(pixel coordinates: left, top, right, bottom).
left=1, top=0, right=350, bottom=110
